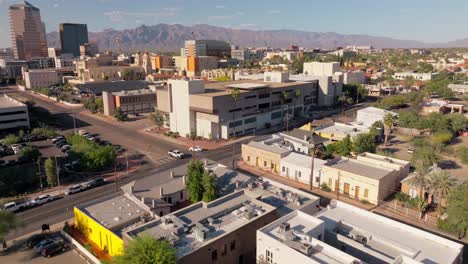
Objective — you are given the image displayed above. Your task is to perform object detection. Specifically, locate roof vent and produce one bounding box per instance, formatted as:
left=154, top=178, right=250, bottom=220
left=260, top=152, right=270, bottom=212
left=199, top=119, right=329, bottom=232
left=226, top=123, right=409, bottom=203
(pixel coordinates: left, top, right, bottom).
left=279, top=222, right=290, bottom=235
left=114, top=217, right=121, bottom=222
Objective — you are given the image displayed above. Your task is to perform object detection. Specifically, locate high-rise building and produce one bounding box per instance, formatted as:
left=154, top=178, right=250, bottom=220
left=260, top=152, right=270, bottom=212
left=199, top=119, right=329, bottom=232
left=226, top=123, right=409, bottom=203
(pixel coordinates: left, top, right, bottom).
left=184, top=40, right=231, bottom=58
left=59, top=23, right=89, bottom=57
left=8, top=1, right=48, bottom=60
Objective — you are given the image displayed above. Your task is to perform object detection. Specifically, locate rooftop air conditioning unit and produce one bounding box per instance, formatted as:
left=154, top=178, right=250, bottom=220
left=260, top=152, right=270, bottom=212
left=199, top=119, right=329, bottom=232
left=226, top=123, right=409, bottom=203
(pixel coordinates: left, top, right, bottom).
left=279, top=222, right=290, bottom=235
left=299, top=243, right=314, bottom=256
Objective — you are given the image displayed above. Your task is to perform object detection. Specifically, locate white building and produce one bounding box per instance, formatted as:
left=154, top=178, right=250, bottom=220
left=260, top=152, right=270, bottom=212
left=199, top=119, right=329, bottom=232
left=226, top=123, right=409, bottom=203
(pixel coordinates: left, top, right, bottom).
left=265, top=51, right=299, bottom=61
left=303, top=62, right=340, bottom=76
left=393, top=72, right=437, bottom=81
left=280, top=152, right=326, bottom=187
left=448, top=84, right=468, bottom=94
left=24, top=69, right=59, bottom=89
left=355, top=106, right=397, bottom=128
left=0, top=94, right=30, bottom=130
left=258, top=201, right=464, bottom=264
left=340, top=71, right=366, bottom=84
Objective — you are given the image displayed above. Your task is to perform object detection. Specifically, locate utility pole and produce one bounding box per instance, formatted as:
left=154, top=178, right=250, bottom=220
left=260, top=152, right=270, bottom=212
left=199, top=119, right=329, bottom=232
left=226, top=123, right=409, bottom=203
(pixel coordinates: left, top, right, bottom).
left=337, top=172, right=341, bottom=200
left=309, top=146, right=316, bottom=191
left=72, top=114, right=77, bottom=134
left=37, top=160, right=43, bottom=192
left=126, top=151, right=129, bottom=175
left=55, top=155, right=60, bottom=186
left=114, top=161, right=118, bottom=192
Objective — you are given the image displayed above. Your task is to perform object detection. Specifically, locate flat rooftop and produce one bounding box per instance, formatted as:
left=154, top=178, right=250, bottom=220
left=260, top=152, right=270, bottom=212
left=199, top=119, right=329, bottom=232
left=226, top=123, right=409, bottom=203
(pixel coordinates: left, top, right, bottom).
left=245, top=140, right=292, bottom=155
left=280, top=129, right=329, bottom=145
left=315, top=201, right=464, bottom=263
left=77, top=193, right=148, bottom=233
left=324, top=158, right=393, bottom=180
left=125, top=190, right=276, bottom=258
left=315, top=122, right=369, bottom=136
left=113, top=89, right=156, bottom=96
left=260, top=210, right=361, bottom=264
left=282, top=152, right=326, bottom=172
left=0, top=95, right=26, bottom=108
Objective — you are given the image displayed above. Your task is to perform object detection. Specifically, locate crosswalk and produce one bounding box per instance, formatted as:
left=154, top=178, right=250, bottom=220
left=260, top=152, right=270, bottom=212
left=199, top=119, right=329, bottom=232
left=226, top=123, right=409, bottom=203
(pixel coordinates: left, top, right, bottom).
left=152, top=156, right=177, bottom=166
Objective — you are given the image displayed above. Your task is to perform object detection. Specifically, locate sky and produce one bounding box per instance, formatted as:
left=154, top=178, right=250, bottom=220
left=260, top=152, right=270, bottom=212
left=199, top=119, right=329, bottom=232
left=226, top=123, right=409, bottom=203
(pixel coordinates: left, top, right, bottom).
left=1, top=0, right=468, bottom=48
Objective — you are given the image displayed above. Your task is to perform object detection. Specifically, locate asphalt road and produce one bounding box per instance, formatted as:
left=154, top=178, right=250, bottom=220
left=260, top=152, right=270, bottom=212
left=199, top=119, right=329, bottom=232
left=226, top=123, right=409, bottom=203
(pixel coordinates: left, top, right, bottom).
left=1, top=86, right=248, bottom=240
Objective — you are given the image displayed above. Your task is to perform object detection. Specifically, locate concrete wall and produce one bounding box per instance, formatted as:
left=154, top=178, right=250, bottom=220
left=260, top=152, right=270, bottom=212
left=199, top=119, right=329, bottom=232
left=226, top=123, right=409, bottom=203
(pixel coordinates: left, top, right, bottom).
left=280, top=160, right=323, bottom=187
left=241, top=144, right=285, bottom=174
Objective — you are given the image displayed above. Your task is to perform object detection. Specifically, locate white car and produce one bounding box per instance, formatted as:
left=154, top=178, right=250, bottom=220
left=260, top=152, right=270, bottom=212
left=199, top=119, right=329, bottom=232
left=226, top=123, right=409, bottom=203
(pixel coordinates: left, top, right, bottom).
left=78, top=130, right=88, bottom=136
left=189, top=146, right=203, bottom=152
left=64, top=184, right=83, bottom=195
left=2, top=201, right=27, bottom=212
left=29, top=194, right=53, bottom=206
left=85, top=135, right=95, bottom=141
left=52, top=136, right=64, bottom=143
left=168, top=150, right=184, bottom=159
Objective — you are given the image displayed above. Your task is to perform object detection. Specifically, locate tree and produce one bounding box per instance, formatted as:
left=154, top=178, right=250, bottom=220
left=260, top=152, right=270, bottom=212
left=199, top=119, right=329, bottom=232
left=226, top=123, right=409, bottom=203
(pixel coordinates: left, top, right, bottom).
left=0, top=210, right=17, bottom=242
left=439, top=183, right=468, bottom=238
left=150, top=110, right=165, bottom=130
left=293, top=89, right=302, bottom=117
left=186, top=160, right=205, bottom=203
left=202, top=172, right=218, bottom=202
left=280, top=91, right=290, bottom=128
left=114, top=107, right=128, bottom=122
left=45, top=158, right=57, bottom=186
left=326, top=135, right=353, bottom=157
left=2, top=134, right=20, bottom=145
left=383, top=113, right=396, bottom=145
left=408, top=162, right=430, bottom=199
left=112, top=235, right=176, bottom=264
left=427, top=170, right=456, bottom=215
left=230, top=87, right=240, bottom=136
left=352, top=133, right=376, bottom=154
left=431, top=132, right=453, bottom=148
left=337, top=93, right=353, bottom=115
left=18, top=147, right=41, bottom=162
left=405, top=75, right=415, bottom=88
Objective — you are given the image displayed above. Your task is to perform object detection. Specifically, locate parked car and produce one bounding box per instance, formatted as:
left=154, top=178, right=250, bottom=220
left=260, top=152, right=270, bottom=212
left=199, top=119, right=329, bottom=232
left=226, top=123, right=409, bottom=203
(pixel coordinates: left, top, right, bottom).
left=26, top=234, right=49, bottom=248
left=189, top=146, right=203, bottom=152
left=52, top=136, right=64, bottom=143
left=29, top=194, right=54, bottom=207
left=56, top=141, right=67, bottom=148
left=2, top=201, right=28, bottom=212
left=61, top=145, right=71, bottom=152
left=41, top=240, right=67, bottom=258
left=82, top=177, right=105, bottom=189
left=168, top=150, right=184, bottom=159
left=78, top=130, right=88, bottom=136
left=407, top=147, right=414, bottom=154
left=85, top=135, right=95, bottom=141
left=64, top=184, right=83, bottom=195
left=34, top=238, right=62, bottom=253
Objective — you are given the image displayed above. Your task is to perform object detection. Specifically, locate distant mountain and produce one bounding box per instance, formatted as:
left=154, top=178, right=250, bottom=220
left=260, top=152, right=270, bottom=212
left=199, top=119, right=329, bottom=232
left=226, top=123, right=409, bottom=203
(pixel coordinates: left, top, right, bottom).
left=46, top=23, right=468, bottom=52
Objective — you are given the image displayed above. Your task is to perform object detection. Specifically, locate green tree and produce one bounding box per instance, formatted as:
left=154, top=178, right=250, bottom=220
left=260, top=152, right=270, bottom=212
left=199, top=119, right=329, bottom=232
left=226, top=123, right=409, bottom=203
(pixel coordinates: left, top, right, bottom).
left=150, top=110, right=165, bottom=130
left=326, top=135, right=353, bottom=157
left=431, top=132, right=453, bottom=148
left=408, top=162, right=430, bottom=199
left=3, top=134, right=20, bottom=145
left=95, top=97, right=104, bottom=113
left=214, top=76, right=231, bottom=82
left=0, top=210, right=17, bottom=242
left=383, top=113, right=396, bottom=145
left=438, top=183, right=468, bottom=238
left=338, top=93, right=353, bottom=115
left=352, top=133, right=376, bottom=154
left=31, top=127, right=58, bottom=138
left=202, top=172, right=218, bottom=202
left=427, top=171, right=456, bottom=215
left=112, top=235, right=176, bottom=264
left=293, top=89, right=301, bottom=117
left=18, top=147, right=41, bottom=162
left=446, top=113, right=466, bottom=132
left=186, top=160, right=205, bottom=203
left=280, top=91, right=290, bottom=127
left=45, top=158, right=57, bottom=186
left=230, top=87, right=240, bottom=137
left=114, top=107, right=128, bottom=122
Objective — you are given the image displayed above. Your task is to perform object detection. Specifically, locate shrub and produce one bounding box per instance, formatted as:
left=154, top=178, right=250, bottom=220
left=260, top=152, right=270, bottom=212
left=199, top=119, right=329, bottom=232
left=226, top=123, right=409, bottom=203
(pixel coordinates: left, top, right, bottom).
left=431, top=132, right=453, bottom=146
left=321, top=183, right=331, bottom=192
left=395, top=192, right=410, bottom=203
left=31, top=127, right=58, bottom=138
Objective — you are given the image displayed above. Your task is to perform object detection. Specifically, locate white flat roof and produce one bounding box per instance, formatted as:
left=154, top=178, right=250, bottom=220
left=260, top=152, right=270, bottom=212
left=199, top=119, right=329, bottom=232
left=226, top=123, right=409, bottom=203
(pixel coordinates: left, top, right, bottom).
left=315, top=201, right=463, bottom=263
left=0, top=95, right=25, bottom=108
left=282, top=152, right=326, bottom=171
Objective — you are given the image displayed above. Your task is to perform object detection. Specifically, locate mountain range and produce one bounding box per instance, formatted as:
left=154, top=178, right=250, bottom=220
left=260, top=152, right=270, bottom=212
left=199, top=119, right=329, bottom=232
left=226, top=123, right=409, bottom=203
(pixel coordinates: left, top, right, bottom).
left=46, top=23, right=468, bottom=52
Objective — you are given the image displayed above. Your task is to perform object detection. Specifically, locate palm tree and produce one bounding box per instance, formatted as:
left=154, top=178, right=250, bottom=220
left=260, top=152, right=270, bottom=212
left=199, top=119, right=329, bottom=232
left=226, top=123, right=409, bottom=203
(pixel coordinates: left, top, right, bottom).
left=405, top=75, right=415, bottom=88
left=338, top=93, right=353, bottom=116
left=383, top=113, right=396, bottom=145
left=294, top=89, right=302, bottom=118
left=408, top=162, right=430, bottom=199
left=427, top=170, right=456, bottom=215
left=415, top=199, right=429, bottom=219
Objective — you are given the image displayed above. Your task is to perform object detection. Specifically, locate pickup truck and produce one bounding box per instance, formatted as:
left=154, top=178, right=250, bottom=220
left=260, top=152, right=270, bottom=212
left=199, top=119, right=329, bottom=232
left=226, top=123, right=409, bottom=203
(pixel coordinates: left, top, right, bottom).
left=2, top=201, right=28, bottom=212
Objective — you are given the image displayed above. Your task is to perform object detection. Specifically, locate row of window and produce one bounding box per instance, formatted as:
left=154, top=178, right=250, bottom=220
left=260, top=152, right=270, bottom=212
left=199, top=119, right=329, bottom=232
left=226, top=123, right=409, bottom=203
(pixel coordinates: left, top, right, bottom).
left=0, top=110, right=27, bottom=116
left=0, top=118, right=28, bottom=125
left=211, top=239, right=236, bottom=261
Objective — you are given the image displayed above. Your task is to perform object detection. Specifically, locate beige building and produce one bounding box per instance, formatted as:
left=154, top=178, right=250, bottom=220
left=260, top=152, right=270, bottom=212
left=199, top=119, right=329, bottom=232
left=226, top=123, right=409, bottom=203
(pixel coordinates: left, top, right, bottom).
left=76, top=54, right=145, bottom=82
left=201, top=68, right=235, bottom=80
left=24, top=69, right=59, bottom=89
left=187, top=56, right=218, bottom=77
left=102, top=89, right=156, bottom=117
left=242, top=140, right=292, bottom=174
left=8, top=1, right=48, bottom=60
left=320, top=154, right=410, bottom=205
left=157, top=72, right=319, bottom=139
left=0, top=94, right=30, bottom=130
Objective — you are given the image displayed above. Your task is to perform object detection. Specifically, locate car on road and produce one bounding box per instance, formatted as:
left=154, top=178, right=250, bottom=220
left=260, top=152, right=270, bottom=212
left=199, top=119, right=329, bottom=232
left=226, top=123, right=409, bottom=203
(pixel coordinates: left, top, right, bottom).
left=189, top=146, right=203, bottom=152
left=168, top=150, right=184, bottom=159
left=407, top=147, right=414, bottom=154
left=2, top=201, right=28, bottom=212
left=82, top=177, right=105, bottom=189
left=29, top=194, right=54, bottom=207
left=64, top=184, right=84, bottom=195
left=41, top=240, right=68, bottom=258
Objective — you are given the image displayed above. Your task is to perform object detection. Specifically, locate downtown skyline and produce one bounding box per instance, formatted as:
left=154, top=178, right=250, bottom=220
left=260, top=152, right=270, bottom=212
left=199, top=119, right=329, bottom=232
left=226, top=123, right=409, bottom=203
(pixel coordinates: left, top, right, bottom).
left=1, top=0, right=468, bottom=48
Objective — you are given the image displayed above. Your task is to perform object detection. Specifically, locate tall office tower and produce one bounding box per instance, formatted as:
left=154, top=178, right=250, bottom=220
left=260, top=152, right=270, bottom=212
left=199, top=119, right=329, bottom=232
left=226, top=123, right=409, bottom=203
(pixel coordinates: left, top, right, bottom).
left=9, top=1, right=48, bottom=60
left=184, top=40, right=231, bottom=58
left=59, top=23, right=89, bottom=57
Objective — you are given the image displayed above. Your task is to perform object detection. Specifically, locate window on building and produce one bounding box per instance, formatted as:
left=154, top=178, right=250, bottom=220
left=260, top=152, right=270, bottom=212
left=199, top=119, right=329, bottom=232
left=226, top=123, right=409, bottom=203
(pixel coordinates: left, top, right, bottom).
left=271, top=100, right=281, bottom=106
left=271, top=163, right=275, bottom=169
left=244, top=117, right=256, bottom=124
left=259, top=103, right=270, bottom=109
left=316, top=177, right=320, bottom=183
left=221, top=244, right=227, bottom=256
left=229, top=108, right=242, bottom=113
left=230, top=240, right=236, bottom=251
left=244, top=95, right=256, bottom=99
left=264, top=161, right=267, bottom=167
left=328, top=178, right=332, bottom=187
left=180, top=191, right=183, bottom=200
left=258, top=93, right=270, bottom=99
left=247, top=156, right=250, bottom=162
left=364, top=189, right=369, bottom=198
left=282, top=166, right=285, bottom=172
left=271, top=111, right=282, bottom=120
left=212, top=249, right=218, bottom=261
left=266, top=250, right=273, bottom=263
left=229, top=120, right=243, bottom=128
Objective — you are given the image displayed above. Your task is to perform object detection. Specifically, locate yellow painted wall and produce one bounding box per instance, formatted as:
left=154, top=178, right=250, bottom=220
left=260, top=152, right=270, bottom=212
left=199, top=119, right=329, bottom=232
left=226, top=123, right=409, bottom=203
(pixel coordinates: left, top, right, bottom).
left=241, top=144, right=282, bottom=174
left=74, top=207, right=124, bottom=256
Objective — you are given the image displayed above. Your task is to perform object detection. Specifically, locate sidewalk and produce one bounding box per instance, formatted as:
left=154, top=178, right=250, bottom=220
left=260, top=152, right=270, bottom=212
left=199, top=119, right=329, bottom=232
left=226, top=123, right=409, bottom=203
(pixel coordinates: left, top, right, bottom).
left=238, top=162, right=374, bottom=210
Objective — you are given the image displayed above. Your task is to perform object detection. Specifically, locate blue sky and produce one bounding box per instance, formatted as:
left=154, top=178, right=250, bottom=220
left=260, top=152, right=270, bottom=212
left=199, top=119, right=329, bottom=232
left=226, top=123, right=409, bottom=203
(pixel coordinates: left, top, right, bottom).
left=1, top=0, right=468, bottom=48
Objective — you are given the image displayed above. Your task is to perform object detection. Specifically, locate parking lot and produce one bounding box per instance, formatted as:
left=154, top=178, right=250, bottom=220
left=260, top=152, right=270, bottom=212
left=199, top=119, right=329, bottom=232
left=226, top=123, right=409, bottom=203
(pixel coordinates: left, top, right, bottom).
left=1, top=232, right=85, bottom=264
